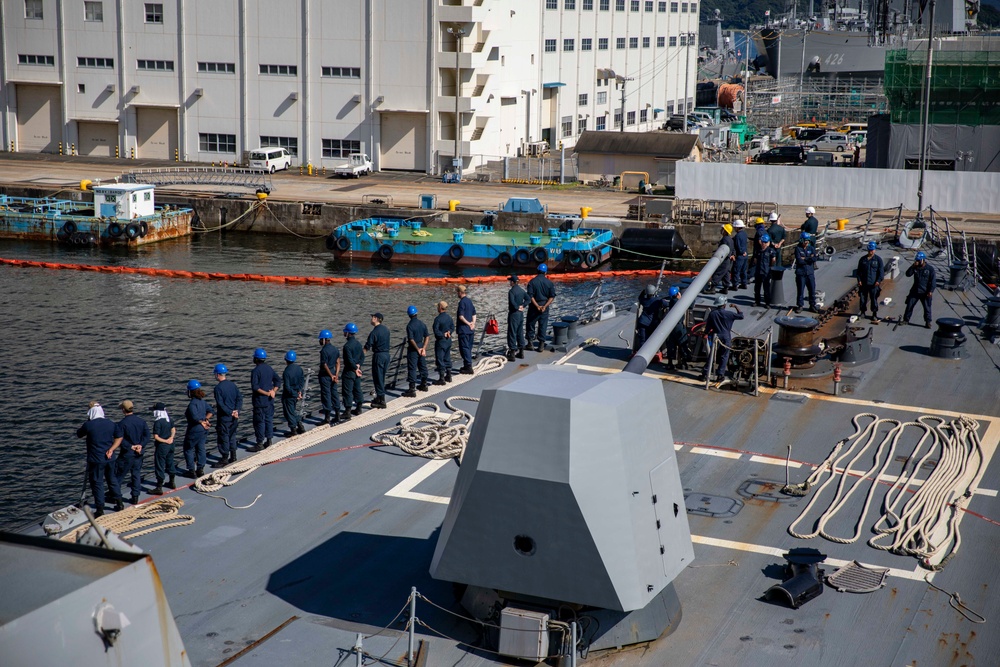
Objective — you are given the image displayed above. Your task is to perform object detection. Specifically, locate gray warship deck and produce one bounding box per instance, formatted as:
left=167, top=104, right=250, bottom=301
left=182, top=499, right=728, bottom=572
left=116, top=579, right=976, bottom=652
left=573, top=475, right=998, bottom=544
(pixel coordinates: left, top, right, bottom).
left=24, top=246, right=1000, bottom=666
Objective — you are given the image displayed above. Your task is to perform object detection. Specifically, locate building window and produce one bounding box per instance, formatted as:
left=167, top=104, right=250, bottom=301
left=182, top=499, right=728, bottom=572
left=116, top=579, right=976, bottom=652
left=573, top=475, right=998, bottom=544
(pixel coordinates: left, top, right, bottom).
left=545, top=0, right=557, bottom=8
left=614, top=109, right=622, bottom=128
left=600, top=0, right=610, bottom=8
left=581, top=38, right=592, bottom=51
left=578, top=93, right=588, bottom=106
left=627, top=111, right=636, bottom=125
left=645, top=0, right=654, bottom=10
left=260, top=64, right=297, bottom=75
left=642, top=37, right=650, bottom=48
left=144, top=3, right=163, bottom=23
left=544, top=39, right=557, bottom=53
left=198, top=61, right=235, bottom=74
left=322, top=66, right=361, bottom=78
left=657, top=36, right=665, bottom=47
left=78, top=56, right=114, bottom=68
left=596, top=91, right=607, bottom=104
left=616, top=37, right=625, bottom=49
left=137, top=59, right=174, bottom=71
left=583, top=0, right=593, bottom=8
left=630, top=0, right=640, bottom=10
left=199, top=133, right=236, bottom=153
left=691, top=2, right=697, bottom=12
left=260, top=136, right=298, bottom=156
left=563, top=39, right=575, bottom=51
left=322, top=138, right=361, bottom=158
left=84, top=1, right=103, bottom=22
left=561, top=116, right=573, bottom=138
left=667, top=101, right=674, bottom=114
left=18, top=54, right=55, bottom=66
left=679, top=34, right=687, bottom=46
left=640, top=108, right=648, bottom=122
left=669, top=36, right=677, bottom=46
left=565, top=0, right=575, bottom=8
left=596, top=116, right=606, bottom=131
left=615, top=0, right=625, bottom=10
left=598, top=38, right=609, bottom=50
left=658, top=1, right=667, bottom=10
left=629, top=37, right=638, bottom=49
left=25, top=0, right=43, bottom=19
left=670, top=1, right=678, bottom=11
left=681, top=2, right=688, bottom=11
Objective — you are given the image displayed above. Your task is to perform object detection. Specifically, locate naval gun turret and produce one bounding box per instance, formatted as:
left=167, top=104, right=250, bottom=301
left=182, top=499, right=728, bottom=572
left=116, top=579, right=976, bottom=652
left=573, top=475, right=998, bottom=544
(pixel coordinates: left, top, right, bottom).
left=430, top=247, right=730, bottom=658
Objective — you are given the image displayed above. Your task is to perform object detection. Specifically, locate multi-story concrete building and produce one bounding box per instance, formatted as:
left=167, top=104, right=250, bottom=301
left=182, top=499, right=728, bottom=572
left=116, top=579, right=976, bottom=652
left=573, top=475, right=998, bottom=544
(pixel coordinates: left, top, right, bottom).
left=0, top=0, right=699, bottom=174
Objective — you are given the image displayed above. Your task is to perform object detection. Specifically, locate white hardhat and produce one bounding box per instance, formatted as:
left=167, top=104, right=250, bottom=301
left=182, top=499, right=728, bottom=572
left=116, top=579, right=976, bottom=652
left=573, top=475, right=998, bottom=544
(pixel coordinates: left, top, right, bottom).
left=733, top=219, right=746, bottom=228
left=805, top=206, right=816, bottom=215
left=769, top=212, right=779, bottom=221
left=714, top=295, right=728, bottom=307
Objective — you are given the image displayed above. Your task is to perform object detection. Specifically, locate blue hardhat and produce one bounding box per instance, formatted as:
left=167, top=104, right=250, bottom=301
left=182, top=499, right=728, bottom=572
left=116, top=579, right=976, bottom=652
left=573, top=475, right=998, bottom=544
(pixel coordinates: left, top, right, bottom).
left=187, top=379, right=202, bottom=392
left=407, top=305, right=418, bottom=316
left=214, top=363, right=228, bottom=375
left=285, top=350, right=297, bottom=362
left=867, top=241, right=878, bottom=251
left=538, top=263, right=548, bottom=273
left=760, top=233, right=771, bottom=243
left=344, top=322, right=358, bottom=334
left=668, top=286, right=680, bottom=298
left=915, top=251, right=927, bottom=261
left=800, top=232, right=811, bottom=241
left=319, top=329, right=333, bottom=340
left=253, top=348, right=267, bottom=360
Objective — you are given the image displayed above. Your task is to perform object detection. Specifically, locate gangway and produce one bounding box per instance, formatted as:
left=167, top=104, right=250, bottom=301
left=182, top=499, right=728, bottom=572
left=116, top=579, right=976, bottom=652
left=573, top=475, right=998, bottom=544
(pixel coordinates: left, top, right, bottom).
left=118, top=167, right=274, bottom=193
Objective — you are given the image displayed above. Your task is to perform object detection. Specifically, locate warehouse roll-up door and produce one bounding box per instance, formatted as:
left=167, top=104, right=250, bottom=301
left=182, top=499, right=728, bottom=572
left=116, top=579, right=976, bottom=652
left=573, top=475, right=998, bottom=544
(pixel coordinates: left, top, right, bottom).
left=16, top=85, right=62, bottom=153
left=136, top=107, right=178, bottom=160
left=380, top=112, right=427, bottom=171
left=78, top=121, right=118, bottom=157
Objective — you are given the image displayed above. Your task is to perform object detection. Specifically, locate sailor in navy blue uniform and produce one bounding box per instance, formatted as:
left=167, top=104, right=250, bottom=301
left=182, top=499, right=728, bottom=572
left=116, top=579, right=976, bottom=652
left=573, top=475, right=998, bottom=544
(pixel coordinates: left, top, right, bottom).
left=318, top=329, right=342, bottom=423
left=402, top=306, right=430, bottom=397
left=634, top=284, right=660, bottom=353
left=708, top=224, right=736, bottom=293
left=701, top=296, right=744, bottom=383
left=856, top=241, right=885, bottom=323
left=183, top=380, right=214, bottom=476
left=111, top=399, right=150, bottom=504
left=247, top=348, right=280, bottom=452
left=364, top=313, right=391, bottom=409
left=150, top=402, right=176, bottom=494
left=77, top=402, right=122, bottom=515
left=506, top=275, right=529, bottom=361
left=753, top=233, right=778, bottom=308
left=212, top=363, right=242, bottom=465
left=433, top=301, right=454, bottom=384
left=801, top=206, right=819, bottom=237
left=731, top=219, right=749, bottom=289
left=793, top=233, right=820, bottom=313
left=456, top=285, right=477, bottom=373
left=281, top=350, right=306, bottom=436
left=341, top=323, right=365, bottom=419
left=526, top=264, right=556, bottom=351
left=903, top=251, right=936, bottom=327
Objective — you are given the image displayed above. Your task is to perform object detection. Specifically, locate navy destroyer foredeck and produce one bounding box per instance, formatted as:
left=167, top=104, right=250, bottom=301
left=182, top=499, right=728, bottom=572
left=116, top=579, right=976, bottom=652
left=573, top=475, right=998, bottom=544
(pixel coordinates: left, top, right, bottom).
left=13, top=246, right=1000, bottom=667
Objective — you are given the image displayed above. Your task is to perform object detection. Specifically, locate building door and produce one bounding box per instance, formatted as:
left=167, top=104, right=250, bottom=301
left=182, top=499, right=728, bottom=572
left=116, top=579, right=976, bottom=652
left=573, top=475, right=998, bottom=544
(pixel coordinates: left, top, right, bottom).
left=135, top=107, right=178, bottom=160
left=78, top=121, right=118, bottom=157
left=380, top=113, right=427, bottom=171
left=16, top=84, right=62, bottom=153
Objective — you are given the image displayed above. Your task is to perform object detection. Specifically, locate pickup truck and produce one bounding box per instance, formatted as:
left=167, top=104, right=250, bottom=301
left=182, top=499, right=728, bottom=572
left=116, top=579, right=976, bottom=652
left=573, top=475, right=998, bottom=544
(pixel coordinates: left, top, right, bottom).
left=333, top=153, right=373, bottom=178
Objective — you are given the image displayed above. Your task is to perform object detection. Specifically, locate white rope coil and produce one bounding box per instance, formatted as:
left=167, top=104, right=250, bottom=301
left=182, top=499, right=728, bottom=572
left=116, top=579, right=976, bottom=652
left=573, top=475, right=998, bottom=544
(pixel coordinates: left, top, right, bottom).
left=61, top=496, right=193, bottom=543
left=370, top=396, right=479, bottom=459
left=787, top=413, right=984, bottom=570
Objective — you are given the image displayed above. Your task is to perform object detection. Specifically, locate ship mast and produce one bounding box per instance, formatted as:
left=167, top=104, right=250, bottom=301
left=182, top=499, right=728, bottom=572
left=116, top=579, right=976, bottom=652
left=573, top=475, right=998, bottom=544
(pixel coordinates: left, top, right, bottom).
left=915, top=0, right=935, bottom=219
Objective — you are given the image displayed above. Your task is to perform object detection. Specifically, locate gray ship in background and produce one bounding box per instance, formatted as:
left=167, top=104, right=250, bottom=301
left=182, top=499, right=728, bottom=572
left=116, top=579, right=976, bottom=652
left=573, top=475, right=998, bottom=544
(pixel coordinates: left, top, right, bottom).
left=755, top=0, right=980, bottom=80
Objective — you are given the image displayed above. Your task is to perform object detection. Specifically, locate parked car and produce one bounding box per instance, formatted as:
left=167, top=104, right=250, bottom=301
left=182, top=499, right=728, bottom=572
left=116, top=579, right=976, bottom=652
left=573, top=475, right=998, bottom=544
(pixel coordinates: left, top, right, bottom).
left=333, top=153, right=373, bottom=178
left=720, top=109, right=739, bottom=122
left=746, top=136, right=771, bottom=159
left=665, top=114, right=705, bottom=131
left=249, top=147, right=292, bottom=173
left=809, top=132, right=850, bottom=152
left=795, top=128, right=826, bottom=142
left=848, top=130, right=868, bottom=146
left=755, top=146, right=808, bottom=165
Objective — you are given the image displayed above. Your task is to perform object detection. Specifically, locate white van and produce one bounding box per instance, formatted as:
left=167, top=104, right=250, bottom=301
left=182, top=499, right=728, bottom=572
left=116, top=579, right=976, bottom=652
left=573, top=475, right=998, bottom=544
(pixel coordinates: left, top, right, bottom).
left=809, top=133, right=850, bottom=152
left=249, top=147, right=292, bottom=173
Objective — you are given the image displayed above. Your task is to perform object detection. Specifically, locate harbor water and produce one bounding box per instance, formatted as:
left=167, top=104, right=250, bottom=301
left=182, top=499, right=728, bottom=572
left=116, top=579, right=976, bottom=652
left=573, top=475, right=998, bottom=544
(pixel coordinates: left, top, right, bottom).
left=0, top=233, right=655, bottom=530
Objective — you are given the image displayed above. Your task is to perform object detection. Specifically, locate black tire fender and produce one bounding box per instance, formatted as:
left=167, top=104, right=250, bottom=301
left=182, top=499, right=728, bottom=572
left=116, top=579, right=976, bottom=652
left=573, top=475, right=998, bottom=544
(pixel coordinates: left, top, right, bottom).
left=377, top=244, right=394, bottom=260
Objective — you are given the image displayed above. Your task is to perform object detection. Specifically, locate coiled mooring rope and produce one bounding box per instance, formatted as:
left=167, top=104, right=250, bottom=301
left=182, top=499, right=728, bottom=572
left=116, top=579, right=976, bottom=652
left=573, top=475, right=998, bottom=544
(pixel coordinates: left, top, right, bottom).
left=61, top=496, right=193, bottom=543
left=370, top=396, right=479, bottom=460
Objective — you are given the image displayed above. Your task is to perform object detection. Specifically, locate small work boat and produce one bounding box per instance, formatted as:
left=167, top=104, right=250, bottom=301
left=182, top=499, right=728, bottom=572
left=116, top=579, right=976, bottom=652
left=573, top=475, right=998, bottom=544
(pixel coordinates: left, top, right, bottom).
left=325, top=217, right=614, bottom=270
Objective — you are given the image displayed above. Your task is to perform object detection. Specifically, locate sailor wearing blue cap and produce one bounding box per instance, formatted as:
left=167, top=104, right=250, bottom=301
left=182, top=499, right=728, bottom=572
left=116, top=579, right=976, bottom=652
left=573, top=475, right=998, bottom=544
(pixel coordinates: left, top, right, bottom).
left=341, top=323, right=365, bottom=419
left=753, top=233, right=778, bottom=308
left=402, top=306, right=430, bottom=397
left=364, top=313, right=391, bottom=409
left=281, top=350, right=305, bottom=436
left=793, top=233, right=819, bottom=313
left=183, top=380, right=214, bottom=477
left=526, top=263, right=556, bottom=351
left=857, top=241, right=885, bottom=323
left=903, top=251, right=936, bottom=327
left=247, top=348, right=280, bottom=452
left=318, top=329, right=342, bottom=424
left=111, top=399, right=150, bottom=505
left=212, top=363, right=243, bottom=466
left=456, top=286, right=477, bottom=374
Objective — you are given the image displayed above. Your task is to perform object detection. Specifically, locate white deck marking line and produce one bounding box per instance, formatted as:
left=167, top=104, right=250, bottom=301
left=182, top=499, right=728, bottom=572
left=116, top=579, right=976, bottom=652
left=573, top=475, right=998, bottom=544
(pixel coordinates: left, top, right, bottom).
left=749, top=455, right=803, bottom=469
left=384, top=459, right=451, bottom=505
left=690, top=535, right=931, bottom=582
left=689, top=446, right=742, bottom=460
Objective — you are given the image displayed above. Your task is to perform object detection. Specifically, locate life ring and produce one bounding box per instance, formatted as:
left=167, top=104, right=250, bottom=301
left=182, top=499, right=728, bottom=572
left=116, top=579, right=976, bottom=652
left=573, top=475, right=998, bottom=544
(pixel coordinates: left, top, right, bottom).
left=107, top=221, right=124, bottom=238
left=532, top=247, right=548, bottom=264
left=514, top=248, right=531, bottom=265
left=497, top=251, right=513, bottom=267
left=448, top=244, right=465, bottom=261
left=335, top=236, right=350, bottom=252
left=583, top=251, right=600, bottom=268
left=566, top=251, right=583, bottom=268
left=138, top=221, right=149, bottom=237
left=377, top=244, right=394, bottom=260
left=125, top=223, right=141, bottom=240
left=61, top=221, right=78, bottom=236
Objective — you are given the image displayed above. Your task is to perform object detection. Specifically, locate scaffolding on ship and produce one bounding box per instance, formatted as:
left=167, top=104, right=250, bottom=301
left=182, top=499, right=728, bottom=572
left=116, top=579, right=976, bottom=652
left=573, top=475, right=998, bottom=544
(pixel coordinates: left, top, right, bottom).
left=745, top=76, right=888, bottom=129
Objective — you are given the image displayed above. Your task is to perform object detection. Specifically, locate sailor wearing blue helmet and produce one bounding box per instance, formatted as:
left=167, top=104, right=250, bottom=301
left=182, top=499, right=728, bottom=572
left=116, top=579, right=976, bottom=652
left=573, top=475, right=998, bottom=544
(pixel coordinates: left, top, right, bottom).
left=403, top=306, right=430, bottom=397
left=526, top=263, right=557, bottom=351
left=903, top=251, right=936, bottom=328
left=318, top=329, right=342, bottom=424
left=212, top=363, right=243, bottom=466
left=856, top=241, right=885, bottom=323
left=281, top=350, right=306, bottom=436
left=183, top=379, right=214, bottom=478
left=247, top=348, right=280, bottom=452
left=341, top=323, right=365, bottom=419
left=753, top=232, right=778, bottom=308
left=793, top=232, right=820, bottom=313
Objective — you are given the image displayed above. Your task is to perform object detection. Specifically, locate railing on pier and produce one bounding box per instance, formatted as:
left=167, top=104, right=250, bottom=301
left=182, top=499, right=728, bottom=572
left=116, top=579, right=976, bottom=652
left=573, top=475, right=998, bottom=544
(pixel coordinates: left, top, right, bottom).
left=118, top=167, right=274, bottom=193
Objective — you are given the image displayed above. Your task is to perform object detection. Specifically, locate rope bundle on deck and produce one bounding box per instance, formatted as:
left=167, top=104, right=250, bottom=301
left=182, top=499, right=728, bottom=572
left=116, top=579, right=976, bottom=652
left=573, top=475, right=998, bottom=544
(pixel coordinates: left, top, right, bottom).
left=61, top=496, right=193, bottom=543
left=370, top=396, right=479, bottom=460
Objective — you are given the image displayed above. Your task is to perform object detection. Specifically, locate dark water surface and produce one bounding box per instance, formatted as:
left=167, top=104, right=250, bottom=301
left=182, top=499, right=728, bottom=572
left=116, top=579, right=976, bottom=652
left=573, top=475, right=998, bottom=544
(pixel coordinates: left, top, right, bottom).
left=0, top=233, right=655, bottom=530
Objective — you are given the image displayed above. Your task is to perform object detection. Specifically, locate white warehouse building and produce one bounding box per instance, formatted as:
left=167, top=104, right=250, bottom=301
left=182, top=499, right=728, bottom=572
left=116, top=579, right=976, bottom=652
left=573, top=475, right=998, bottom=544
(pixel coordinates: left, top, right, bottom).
left=0, top=0, right=700, bottom=174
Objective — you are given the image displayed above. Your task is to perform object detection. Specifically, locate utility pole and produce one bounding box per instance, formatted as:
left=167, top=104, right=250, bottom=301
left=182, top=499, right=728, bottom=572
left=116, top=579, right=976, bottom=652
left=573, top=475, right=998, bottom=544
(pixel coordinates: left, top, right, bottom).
left=916, top=0, right=936, bottom=219
left=683, top=32, right=694, bottom=132
left=614, top=73, right=633, bottom=132
left=447, top=25, right=466, bottom=176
